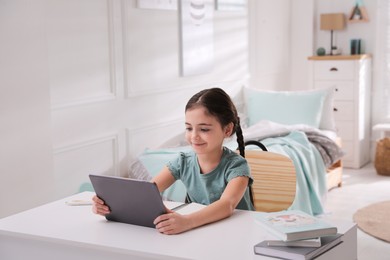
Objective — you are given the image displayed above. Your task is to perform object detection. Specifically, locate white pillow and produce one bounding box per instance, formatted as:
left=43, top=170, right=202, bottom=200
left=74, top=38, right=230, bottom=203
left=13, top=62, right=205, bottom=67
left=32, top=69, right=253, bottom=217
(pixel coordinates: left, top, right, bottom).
left=244, top=88, right=335, bottom=130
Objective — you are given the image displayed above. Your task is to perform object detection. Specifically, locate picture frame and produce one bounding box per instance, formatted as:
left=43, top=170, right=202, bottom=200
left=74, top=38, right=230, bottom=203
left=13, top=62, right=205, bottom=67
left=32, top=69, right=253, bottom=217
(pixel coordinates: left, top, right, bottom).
left=215, top=0, right=246, bottom=11
left=179, top=0, right=214, bottom=76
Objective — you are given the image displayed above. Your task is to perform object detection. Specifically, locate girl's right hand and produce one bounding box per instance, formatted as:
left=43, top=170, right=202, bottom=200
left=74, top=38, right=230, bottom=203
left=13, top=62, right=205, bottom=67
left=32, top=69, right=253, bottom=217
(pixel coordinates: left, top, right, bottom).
left=92, top=195, right=110, bottom=216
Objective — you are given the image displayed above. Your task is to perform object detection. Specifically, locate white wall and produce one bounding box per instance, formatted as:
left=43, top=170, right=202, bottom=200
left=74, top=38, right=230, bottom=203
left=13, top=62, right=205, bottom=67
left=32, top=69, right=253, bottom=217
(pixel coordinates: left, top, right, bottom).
left=248, top=0, right=291, bottom=91
left=290, top=0, right=314, bottom=91
left=0, top=1, right=55, bottom=216
left=0, top=0, right=250, bottom=218
left=249, top=0, right=314, bottom=91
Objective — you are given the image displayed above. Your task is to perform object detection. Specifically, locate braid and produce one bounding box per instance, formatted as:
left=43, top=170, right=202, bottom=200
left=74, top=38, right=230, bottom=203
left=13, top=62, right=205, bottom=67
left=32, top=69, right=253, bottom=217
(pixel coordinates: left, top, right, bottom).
left=236, top=117, right=245, bottom=158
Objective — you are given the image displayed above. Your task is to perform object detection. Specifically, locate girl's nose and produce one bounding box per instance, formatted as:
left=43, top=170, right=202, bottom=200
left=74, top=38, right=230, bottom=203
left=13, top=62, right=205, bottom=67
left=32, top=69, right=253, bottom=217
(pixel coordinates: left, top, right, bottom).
left=191, top=131, right=200, bottom=140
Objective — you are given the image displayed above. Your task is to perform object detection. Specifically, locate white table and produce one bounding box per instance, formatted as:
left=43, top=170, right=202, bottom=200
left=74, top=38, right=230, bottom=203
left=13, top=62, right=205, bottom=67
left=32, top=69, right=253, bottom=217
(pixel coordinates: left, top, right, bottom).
left=0, top=192, right=357, bottom=260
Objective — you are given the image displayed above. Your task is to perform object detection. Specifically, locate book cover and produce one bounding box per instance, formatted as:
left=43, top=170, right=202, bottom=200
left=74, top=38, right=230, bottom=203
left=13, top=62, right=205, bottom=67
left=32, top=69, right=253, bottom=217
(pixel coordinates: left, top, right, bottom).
left=254, top=234, right=343, bottom=260
left=267, top=237, right=321, bottom=248
left=254, top=210, right=337, bottom=241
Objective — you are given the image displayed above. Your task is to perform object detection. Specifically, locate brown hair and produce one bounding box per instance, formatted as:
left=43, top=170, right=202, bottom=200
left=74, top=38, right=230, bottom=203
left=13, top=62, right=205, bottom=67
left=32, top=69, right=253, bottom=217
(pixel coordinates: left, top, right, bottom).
left=185, top=88, right=245, bottom=157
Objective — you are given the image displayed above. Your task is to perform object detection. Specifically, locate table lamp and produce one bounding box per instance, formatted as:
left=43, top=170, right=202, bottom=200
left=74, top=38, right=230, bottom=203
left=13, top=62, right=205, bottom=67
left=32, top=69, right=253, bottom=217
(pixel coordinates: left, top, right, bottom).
left=320, top=13, right=346, bottom=55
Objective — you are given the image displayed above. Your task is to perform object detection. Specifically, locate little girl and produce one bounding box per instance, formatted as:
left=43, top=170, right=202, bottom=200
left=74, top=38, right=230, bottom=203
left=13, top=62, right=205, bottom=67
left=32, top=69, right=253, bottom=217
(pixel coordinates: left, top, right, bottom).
left=93, top=87, right=254, bottom=234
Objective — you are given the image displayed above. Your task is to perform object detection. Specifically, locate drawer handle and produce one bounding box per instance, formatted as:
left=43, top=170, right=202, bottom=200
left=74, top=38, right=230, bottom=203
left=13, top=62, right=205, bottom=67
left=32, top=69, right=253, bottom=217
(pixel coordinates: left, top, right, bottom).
left=335, top=88, right=339, bottom=92
left=333, top=108, right=338, bottom=112
left=330, top=67, right=338, bottom=72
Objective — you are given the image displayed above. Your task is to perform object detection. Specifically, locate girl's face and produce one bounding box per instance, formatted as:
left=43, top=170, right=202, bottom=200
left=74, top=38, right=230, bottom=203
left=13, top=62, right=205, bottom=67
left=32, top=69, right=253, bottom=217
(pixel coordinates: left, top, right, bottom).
left=185, top=107, right=232, bottom=156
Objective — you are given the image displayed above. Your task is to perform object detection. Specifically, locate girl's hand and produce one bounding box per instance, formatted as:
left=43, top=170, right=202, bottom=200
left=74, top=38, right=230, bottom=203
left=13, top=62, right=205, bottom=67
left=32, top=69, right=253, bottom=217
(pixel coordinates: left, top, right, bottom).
left=153, top=209, right=194, bottom=235
left=92, top=195, right=110, bottom=216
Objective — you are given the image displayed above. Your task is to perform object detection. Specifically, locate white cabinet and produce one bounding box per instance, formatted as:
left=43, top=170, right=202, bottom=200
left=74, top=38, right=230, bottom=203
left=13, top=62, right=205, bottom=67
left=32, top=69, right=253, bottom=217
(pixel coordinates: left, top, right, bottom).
left=308, top=55, right=372, bottom=168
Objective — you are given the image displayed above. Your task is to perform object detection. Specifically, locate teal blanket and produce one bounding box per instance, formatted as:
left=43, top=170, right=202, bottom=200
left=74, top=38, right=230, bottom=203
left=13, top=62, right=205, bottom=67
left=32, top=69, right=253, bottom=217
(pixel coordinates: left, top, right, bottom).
left=261, top=131, right=327, bottom=216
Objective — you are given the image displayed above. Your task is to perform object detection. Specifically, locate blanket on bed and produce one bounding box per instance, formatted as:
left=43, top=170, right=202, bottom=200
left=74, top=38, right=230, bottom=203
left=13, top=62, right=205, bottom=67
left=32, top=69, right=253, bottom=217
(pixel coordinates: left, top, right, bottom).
left=260, top=131, right=327, bottom=216
left=241, top=120, right=344, bottom=168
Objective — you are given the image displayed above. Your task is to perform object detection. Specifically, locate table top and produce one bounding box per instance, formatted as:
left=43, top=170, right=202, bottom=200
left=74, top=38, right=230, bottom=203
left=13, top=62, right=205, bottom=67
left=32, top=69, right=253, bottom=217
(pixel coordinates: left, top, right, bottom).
left=0, top=192, right=356, bottom=260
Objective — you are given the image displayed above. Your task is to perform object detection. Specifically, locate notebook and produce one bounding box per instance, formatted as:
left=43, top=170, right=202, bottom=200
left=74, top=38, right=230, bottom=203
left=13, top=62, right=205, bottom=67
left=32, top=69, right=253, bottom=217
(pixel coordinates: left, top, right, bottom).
left=254, top=234, right=343, bottom=260
left=89, top=174, right=167, bottom=228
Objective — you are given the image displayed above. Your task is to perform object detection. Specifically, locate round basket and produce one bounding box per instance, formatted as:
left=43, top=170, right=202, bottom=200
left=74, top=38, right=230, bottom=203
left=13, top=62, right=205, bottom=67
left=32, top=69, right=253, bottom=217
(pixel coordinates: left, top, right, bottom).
left=375, top=137, right=390, bottom=176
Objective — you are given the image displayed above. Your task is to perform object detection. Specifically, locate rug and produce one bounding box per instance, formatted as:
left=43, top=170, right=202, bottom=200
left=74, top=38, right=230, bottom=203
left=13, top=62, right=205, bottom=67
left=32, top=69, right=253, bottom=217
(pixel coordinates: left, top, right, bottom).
left=353, top=201, right=390, bottom=243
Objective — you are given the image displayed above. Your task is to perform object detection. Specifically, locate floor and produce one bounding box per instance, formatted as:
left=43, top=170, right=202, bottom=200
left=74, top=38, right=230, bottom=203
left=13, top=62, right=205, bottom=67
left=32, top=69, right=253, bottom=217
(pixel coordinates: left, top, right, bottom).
left=324, top=163, right=390, bottom=260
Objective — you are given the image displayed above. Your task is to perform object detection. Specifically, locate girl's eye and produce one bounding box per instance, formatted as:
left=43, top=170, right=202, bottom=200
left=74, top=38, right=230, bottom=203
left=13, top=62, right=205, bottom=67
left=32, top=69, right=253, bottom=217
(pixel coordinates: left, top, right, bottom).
left=201, top=128, right=210, bottom=132
left=185, top=127, right=192, bottom=132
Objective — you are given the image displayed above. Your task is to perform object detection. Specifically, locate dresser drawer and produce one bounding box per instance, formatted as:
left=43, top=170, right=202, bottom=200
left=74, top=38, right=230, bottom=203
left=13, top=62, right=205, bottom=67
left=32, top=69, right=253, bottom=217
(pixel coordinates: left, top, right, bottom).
left=335, top=121, right=354, bottom=141
left=333, top=101, right=354, bottom=121
left=314, top=61, right=354, bottom=80
left=314, top=81, right=354, bottom=101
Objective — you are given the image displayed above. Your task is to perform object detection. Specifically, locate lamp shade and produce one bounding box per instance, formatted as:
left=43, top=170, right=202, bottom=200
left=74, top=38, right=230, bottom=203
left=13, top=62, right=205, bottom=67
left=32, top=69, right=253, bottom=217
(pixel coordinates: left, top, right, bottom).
left=320, top=13, right=345, bottom=31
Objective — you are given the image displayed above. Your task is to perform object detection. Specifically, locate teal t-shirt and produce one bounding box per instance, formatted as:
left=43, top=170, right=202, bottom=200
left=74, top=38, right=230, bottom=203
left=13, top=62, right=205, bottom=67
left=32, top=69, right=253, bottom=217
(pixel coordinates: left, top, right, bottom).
left=167, top=147, right=254, bottom=211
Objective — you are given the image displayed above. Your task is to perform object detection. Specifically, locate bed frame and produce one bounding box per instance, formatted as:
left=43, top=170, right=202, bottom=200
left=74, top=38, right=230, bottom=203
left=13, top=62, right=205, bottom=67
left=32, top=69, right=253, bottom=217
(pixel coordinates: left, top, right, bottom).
left=245, top=150, right=296, bottom=212
left=244, top=139, right=342, bottom=212
left=243, top=136, right=343, bottom=193
left=246, top=136, right=344, bottom=191
left=326, top=137, right=343, bottom=190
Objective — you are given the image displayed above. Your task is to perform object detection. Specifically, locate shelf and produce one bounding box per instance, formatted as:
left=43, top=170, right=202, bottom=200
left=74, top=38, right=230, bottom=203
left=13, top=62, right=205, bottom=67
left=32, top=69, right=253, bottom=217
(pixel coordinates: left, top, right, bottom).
left=307, top=54, right=371, bottom=61
left=348, top=5, right=369, bottom=23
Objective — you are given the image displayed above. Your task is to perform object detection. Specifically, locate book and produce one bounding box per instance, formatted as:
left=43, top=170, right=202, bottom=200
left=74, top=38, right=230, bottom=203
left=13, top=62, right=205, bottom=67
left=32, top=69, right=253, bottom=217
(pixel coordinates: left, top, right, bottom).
left=254, top=210, right=337, bottom=241
left=163, top=201, right=206, bottom=215
left=267, top=237, right=321, bottom=248
left=254, top=233, right=343, bottom=260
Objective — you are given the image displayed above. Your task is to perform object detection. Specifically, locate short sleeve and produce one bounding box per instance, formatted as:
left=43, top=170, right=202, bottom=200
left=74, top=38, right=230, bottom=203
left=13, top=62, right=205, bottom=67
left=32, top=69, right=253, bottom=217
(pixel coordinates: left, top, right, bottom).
left=224, top=150, right=253, bottom=186
left=167, top=152, right=187, bottom=180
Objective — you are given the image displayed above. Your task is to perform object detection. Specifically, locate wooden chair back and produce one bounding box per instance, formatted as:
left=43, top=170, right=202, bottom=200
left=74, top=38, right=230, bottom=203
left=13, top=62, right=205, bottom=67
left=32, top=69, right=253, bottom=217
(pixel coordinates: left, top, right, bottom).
left=244, top=150, right=296, bottom=212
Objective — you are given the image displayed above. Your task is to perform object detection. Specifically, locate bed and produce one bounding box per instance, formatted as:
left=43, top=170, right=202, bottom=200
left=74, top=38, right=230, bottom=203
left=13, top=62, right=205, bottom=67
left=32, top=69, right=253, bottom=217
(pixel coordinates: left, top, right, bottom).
left=128, top=87, right=344, bottom=216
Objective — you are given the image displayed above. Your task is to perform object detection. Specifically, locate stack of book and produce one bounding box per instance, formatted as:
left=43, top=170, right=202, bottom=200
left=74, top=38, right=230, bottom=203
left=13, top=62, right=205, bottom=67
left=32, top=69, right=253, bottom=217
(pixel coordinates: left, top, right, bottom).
left=253, top=210, right=343, bottom=260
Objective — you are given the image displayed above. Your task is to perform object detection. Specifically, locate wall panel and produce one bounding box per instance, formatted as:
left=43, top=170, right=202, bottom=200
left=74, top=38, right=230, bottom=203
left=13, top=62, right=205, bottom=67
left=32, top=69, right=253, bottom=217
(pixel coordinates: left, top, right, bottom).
left=53, top=134, right=119, bottom=198
left=126, top=120, right=184, bottom=161
left=47, top=0, right=117, bottom=108
left=123, top=1, right=249, bottom=96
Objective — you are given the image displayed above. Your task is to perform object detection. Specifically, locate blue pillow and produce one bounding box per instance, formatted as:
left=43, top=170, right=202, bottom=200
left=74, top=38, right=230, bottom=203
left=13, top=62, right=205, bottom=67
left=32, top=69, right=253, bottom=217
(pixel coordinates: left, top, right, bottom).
left=136, top=146, right=192, bottom=202
left=244, top=88, right=326, bottom=128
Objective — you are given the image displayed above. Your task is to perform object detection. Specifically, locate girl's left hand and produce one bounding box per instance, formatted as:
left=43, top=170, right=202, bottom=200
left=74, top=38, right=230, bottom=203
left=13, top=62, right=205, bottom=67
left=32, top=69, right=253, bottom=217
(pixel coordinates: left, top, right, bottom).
left=153, top=209, right=193, bottom=235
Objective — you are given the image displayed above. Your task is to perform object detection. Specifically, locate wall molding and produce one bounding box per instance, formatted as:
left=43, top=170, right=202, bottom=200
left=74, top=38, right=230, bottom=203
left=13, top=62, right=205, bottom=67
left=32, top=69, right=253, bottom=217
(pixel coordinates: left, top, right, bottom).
left=53, top=132, right=119, bottom=176
left=121, top=0, right=251, bottom=97
left=137, top=0, right=177, bottom=10
left=125, top=119, right=183, bottom=160
left=51, top=94, right=116, bottom=110
left=122, top=0, right=176, bottom=97
left=124, top=73, right=250, bottom=98
left=50, top=0, right=118, bottom=110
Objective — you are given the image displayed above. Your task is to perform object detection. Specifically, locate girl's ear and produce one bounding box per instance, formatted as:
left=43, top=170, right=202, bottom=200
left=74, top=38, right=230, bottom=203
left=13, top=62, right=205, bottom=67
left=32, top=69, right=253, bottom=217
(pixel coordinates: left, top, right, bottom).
left=224, top=122, right=234, bottom=137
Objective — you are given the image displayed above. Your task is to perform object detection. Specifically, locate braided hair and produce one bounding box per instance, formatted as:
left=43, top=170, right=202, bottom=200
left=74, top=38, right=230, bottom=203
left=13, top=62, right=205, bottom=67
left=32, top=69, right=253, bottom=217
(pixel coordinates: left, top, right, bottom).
left=185, top=87, right=245, bottom=157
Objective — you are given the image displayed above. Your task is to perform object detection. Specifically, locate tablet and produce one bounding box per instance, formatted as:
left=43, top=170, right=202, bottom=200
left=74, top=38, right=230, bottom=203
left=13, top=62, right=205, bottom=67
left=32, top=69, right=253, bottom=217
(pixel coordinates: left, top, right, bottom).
left=89, top=174, right=167, bottom=228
